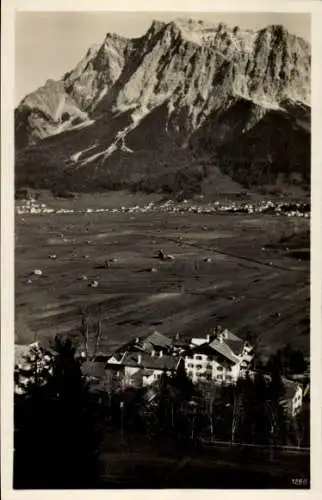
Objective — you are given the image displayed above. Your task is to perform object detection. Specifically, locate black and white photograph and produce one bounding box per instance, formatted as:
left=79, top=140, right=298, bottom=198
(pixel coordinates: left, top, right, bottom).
left=2, top=1, right=321, bottom=495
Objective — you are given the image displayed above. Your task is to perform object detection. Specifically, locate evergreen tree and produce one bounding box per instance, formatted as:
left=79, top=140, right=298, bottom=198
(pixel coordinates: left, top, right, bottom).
left=171, top=361, right=194, bottom=404
left=151, top=373, right=174, bottom=437
left=289, top=350, right=306, bottom=375
left=233, top=374, right=254, bottom=443
left=14, top=335, right=103, bottom=489
left=250, top=372, right=271, bottom=444
left=267, top=368, right=287, bottom=446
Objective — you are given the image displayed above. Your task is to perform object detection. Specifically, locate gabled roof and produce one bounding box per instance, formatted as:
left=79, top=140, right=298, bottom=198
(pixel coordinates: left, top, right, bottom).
left=107, top=352, right=126, bottom=363
left=241, top=353, right=253, bottom=364
left=143, top=331, right=173, bottom=349
left=121, top=352, right=179, bottom=371
left=114, top=338, right=140, bottom=353
left=224, top=338, right=244, bottom=356
left=209, top=339, right=240, bottom=364
left=185, top=343, right=217, bottom=357
left=222, top=329, right=243, bottom=343
left=185, top=342, right=238, bottom=366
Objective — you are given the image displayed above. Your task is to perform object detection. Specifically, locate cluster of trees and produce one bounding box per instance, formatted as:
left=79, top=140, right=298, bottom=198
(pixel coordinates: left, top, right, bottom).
left=93, top=362, right=308, bottom=450
left=132, top=165, right=208, bottom=198
left=14, top=337, right=103, bottom=489
left=265, top=345, right=308, bottom=377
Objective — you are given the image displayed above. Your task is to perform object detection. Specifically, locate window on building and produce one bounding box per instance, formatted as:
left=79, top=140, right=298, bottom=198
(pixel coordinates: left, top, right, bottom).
left=217, top=375, right=223, bottom=380
left=187, top=363, right=193, bottom=369
left=188, top=371, right=193, bottom=377
left=196, top=364, right=203, bottom=370
left=195, top=355, right=203, bottom=361
left=226, top=375, right=232, bottom=382
left=217, top=366, right=223, bottom=371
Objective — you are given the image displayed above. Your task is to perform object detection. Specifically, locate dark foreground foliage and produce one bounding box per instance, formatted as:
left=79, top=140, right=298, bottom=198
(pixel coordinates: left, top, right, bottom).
left=14, top=337, right=309, bottom=489
left=14, top=336, right=103, bottom=489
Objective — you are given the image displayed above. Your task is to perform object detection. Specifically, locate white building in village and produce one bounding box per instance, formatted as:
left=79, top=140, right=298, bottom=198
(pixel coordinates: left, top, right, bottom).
left=185, top=329, right=254, bottom=384
left=86, top=327, right=305, bottom=417
left=105, top=328, right=254, bottom=388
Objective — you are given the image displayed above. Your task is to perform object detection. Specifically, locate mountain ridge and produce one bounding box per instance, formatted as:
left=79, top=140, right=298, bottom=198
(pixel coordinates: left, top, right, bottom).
left=15, top=19, right=311, bottom=197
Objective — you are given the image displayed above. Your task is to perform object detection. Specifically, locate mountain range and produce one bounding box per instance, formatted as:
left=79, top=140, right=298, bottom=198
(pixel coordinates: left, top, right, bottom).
left=15, top=18, right=311, bottom=197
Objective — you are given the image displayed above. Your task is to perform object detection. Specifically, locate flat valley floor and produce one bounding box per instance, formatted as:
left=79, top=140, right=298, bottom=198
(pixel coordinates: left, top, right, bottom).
left=15, top=208, right=309, bottom=359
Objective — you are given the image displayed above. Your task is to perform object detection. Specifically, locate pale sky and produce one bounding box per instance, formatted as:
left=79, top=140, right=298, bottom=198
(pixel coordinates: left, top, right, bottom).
left=15, top=11, right=311, bottom=105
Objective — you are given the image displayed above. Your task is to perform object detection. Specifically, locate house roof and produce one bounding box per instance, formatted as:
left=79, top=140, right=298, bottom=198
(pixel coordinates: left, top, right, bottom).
left=121, top=352, right=178, bottom=371
left=222, top=329, right=243, bottom=343
left=143, top=331, right=173, bottom=349
left=241, top=353, right=253, bottom=364
left=185, top=343, right=217, bottom=357
left=114, top=338, right=139, bottom=353
left=224, top=338, right=244, bottom=355
left=107, top=352, right=126, bottom=363
left=190, top=328, right=244, bottom=345
left=209, top=339, right=240, bottom=364
left=185, top=342, right=238, bottom=366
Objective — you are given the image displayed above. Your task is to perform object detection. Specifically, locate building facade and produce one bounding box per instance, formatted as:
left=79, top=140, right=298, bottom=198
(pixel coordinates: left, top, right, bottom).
left=185, top=328, right=254, bottom=384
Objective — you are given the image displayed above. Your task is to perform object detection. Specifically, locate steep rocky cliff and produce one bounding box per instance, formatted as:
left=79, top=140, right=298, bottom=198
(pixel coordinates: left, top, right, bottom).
left=15, top=18, right=311, bottom=196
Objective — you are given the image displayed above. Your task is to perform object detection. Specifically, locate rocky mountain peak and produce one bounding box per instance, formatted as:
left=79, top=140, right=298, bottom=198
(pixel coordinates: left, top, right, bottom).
left=15, top=18, right=311, bottom=197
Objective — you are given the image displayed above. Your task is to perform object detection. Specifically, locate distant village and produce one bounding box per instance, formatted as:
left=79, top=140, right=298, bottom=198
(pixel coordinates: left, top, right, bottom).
left=16, top=196, right=310, bottom=218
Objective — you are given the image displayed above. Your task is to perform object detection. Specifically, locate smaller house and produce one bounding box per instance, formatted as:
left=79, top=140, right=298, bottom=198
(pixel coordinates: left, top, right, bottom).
left=141, top=331, right=173, bottom=354
left=81, top=360, right=108, bottom=390
left=106, top=351, right=182, bottom=388
left=111, top=331, right=174, bottom=358
left=280, top=378, right=303, bottom=417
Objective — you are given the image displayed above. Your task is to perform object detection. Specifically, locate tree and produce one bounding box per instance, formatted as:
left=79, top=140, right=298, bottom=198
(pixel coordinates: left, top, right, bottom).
left=14, top=335, right=103, bottom=489
left=80, top=314, right=89, bottom=359
left=14, top=342, right=54, bottom=394
left=267, top=368, right=287, bottom=446
left=289, top=350, right=306, bottom=375
left=171, top=364, right=195, bottom=442
left=250, top=372, right=272, bottom=444
left=230, top=373, right=274, bottom=446
left=266, top=345, right=307, bottom=377
left=150, top=373, right=174, bottom=438
left=232, top=374, right=254, bottom=444
left=171, top=362, right=194, bottom=404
